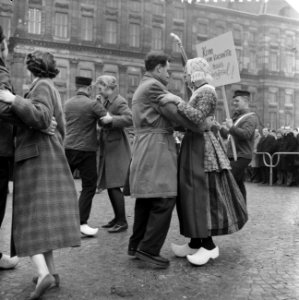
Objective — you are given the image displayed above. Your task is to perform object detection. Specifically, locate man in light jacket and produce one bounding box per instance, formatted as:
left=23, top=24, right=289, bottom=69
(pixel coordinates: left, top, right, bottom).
left=128, top=51, right=198, bottom=268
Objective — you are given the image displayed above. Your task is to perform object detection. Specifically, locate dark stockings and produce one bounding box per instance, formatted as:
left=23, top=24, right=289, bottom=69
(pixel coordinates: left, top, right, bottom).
left=107, top=188, right=127, bottom=225
left=189, top=236, right=215, bottom=250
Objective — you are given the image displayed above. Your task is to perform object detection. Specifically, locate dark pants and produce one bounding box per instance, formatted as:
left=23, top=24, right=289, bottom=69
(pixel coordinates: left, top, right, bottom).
left=107, top=188, right=127, bottom=225
left=65, top=149, right=97, bottom=225
left=129, top=197, right=176, bottom=256
left=230, top=158, right=251, bottom=201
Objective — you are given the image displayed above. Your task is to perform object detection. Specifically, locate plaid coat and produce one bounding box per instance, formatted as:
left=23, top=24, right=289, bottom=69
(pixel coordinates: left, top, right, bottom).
left=0, top=78, right=80, bottom=257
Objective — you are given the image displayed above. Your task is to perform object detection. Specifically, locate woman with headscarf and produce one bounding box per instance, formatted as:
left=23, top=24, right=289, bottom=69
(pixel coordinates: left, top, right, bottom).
left=168, top=57, right=248, bottom=266
left=96, top=75, right=132, bottom=233
left=0, top=51, right=80, bottom=299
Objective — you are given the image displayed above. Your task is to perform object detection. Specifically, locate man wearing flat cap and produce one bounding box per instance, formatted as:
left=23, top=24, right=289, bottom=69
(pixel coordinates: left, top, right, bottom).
left=64, top=76, right=107, bottom=237
left=220, top=90, right=259, bottom=201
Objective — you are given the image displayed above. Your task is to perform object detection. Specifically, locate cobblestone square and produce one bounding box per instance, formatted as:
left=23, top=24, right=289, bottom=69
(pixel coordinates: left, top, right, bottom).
left=1, top=181, right=299, bottom=300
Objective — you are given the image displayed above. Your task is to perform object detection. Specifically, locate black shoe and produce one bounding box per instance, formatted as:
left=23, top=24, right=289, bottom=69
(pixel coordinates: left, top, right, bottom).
left=102, top=219, right=117, bottom=228
left=135, top=250, right=170, bottom=268
left=108, top=223, right=128, bottom=233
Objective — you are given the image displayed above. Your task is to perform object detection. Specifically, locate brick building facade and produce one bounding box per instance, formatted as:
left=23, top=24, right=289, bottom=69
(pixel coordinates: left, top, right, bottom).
left=0, top=0, right=298, bottom=129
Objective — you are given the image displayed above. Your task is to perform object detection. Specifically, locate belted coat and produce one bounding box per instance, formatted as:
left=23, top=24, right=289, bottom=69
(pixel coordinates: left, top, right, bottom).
left=0, top=78, right=81, bottom=257
left=129, top=73, right=200, bottom=198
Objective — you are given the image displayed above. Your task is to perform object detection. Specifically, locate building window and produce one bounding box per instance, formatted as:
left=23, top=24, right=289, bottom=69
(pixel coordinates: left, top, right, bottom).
left=152, top=27, right=162, bottom=50
left=153, top=2, right=163, bottom=15
left=269, top=112, right=277, bottom=129
left=105, top=20, right=117, bottom=44
left=106, top=0, right=118, bottom=9
left=80, top=69, right=93, bottom=78
left=129, top=0, right=141, bottom=12
left=57, top=66, right=67, bottom=80
left=285, top=93, right=293, bottom=106
left=128, top=73, right=140, bottom=89
left=174, top=6, right=184, bottom=19
left=285, top=112, right=292, bottom=126
left=233, top=27, right=242, bottom=44
left=248, top=31, right=256, bottom=44
left=172, top=30, right=183, bottom=52
left=28, top=8, right=41, bottom=34
left=285, top=35, right=294, bottom=48
left=269, top=31, right=279, bottom=43
left=81, top=15, right=93, bottom=41
left=129, top=23, right=140, bottom=48
left=236, top=48, right=242, bottom=69
left=268, top=92, right=277, bottom=105
left=269, top=52, right=278, bottom=71
left=172, top=78, right=183, bottom=92
left=55, top=12, right=68, bottom=38
left=216, top=25, right=225, bottom=36
left=285, top=53, right=295, bottom=74
left=0, top=16, right=11, bottom=38
left=198, top=22, right=208, bottom=36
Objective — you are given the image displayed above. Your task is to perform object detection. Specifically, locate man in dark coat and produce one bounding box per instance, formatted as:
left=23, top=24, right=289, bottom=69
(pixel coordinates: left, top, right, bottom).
left=64, top=76, right=107, bottom=237
left=0, top=27, right=19, bottom=269
left=220, top=90, right=259, bottom=200
left=128, top=51, right=201, bottom=268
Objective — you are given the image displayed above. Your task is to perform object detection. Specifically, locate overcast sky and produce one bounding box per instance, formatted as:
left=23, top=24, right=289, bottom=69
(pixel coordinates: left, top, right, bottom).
left=284, top=0, right=299, bottom=13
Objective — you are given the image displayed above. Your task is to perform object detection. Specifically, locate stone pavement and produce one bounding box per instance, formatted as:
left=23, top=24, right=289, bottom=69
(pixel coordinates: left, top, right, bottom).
left=1, top=181, right=299, bottom=300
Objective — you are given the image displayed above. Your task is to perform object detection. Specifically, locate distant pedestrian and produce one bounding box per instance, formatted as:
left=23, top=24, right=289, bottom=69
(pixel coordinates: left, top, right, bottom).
left=0, top=50, right=81, bottom=300
left=96, top=75, right=132, bottom=233
left=64, top=76, right=107, bottom=237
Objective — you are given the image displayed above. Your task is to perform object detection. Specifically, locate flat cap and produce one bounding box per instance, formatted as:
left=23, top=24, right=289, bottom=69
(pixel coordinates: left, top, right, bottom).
left=75, top=76, right=92, bottom=86
left=233, top=90, right=250, bottom=98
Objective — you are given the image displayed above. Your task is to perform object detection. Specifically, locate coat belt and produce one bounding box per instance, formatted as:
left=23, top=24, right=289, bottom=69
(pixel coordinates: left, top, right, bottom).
left=134, top=128, right=173, bottom=135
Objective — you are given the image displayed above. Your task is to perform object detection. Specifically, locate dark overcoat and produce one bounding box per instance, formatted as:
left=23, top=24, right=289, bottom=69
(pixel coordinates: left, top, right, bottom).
left=98, top=94, right=132, bottom=189
left=0, top=78, right=81, bottom=257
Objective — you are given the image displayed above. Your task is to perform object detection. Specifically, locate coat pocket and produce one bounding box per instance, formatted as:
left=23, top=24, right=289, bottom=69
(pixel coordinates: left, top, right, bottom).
left=15, top=144, right=39, bottom=162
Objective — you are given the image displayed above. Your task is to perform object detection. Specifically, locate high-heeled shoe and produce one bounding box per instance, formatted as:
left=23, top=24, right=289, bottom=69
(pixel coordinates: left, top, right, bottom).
left=29, top=274, right=55, bottom=299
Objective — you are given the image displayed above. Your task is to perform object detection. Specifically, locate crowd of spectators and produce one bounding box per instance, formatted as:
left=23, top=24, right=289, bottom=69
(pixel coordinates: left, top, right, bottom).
left=246, top=126, right=299, bottom=186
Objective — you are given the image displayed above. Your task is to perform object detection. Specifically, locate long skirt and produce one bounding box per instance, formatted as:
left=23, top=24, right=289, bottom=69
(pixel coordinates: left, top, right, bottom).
left=177, top=131, right=248, bottom=238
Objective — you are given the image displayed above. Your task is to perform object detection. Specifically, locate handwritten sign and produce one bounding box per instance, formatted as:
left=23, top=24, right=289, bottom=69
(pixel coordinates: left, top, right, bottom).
left=196, top=31, right=240, bottom=87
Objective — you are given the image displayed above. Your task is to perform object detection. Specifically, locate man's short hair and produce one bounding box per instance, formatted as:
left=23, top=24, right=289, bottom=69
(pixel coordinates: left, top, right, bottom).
left=144, top=51, right=170, bottom=72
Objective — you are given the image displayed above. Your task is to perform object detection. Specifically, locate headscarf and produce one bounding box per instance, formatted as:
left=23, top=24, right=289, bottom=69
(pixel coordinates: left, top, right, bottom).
left=185, top=57, right=213, bottom=84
